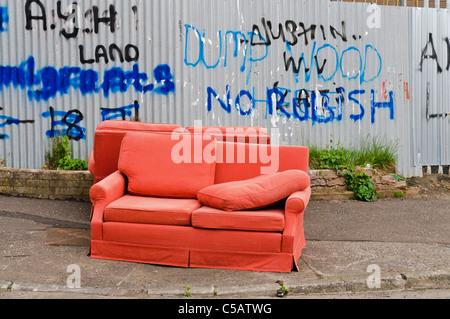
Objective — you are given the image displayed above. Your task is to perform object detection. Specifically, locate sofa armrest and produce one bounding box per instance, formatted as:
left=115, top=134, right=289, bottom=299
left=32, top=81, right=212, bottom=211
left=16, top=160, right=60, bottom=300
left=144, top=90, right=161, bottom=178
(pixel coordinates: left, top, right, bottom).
left=90, top=170, right=127, bottom=205
left=281, top=187, right=311, bottom=255
left=89, top=170, right=127, bottom=240
left=285, top=187, right=311, bottom=214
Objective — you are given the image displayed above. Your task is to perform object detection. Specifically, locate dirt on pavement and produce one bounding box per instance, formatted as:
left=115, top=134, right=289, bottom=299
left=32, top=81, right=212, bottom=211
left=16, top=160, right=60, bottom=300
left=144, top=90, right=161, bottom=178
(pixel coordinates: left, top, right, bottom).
left=407, top=173, right=450, bottom=200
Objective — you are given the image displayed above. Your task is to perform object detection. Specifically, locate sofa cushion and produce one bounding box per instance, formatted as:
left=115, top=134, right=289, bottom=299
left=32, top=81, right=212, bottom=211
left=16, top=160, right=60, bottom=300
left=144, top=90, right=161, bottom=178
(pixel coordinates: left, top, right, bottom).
left=191, top=206, right=285, bottom=232
left=104, top=195, right=202, bottom=226
left=96, top=120, right=183, bottom=132
left=91, top=121, right=183, bottom=183
left=118, top=132, right=216, bottom=198
left=197, top=169, right=310, bottom=211
left=214, top=142, right=309, bottom=184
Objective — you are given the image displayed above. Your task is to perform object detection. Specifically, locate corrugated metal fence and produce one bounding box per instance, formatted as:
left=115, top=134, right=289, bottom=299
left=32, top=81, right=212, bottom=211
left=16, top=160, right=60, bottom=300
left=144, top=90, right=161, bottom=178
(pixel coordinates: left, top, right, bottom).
left=0, top=0, right=449, bottom=177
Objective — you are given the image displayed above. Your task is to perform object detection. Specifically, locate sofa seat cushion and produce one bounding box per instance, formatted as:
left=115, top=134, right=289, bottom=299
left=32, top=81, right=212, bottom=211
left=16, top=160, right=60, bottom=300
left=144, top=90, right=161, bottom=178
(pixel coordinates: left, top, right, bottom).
left=104, top=195, right=201, bottom=226
left=191, top=206, right=285, bottom=232
left=197, top=169, right=310, bottom=211
left=118, top=132, right=216, bottom=198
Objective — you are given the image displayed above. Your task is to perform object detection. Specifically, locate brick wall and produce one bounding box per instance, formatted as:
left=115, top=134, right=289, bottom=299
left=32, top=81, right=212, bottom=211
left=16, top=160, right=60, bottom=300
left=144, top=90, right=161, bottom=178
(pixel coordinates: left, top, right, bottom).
left=0, top=168, right=94, bottom=201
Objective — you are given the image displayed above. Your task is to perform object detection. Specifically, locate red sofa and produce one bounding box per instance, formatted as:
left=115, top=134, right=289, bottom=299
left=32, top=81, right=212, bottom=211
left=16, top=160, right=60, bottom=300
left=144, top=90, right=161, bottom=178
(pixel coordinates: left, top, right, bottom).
left=89, top=124, right=310, bottom=273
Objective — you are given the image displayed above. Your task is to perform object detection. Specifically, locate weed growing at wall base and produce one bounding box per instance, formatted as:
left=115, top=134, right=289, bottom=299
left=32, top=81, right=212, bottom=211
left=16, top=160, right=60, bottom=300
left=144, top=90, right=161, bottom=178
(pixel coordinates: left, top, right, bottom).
left=309, top=139, right=351, bottom=171
left=309, top=136, right=398, bottom=172
left=356, top=136, right=398, bottom=172
left=341, top=169, right=377, bottom=202
left=309, top=136, right=398, bottom=202
left=44, top=133, right=88, bottom=171
left=0, top=152, right=10, bottom=167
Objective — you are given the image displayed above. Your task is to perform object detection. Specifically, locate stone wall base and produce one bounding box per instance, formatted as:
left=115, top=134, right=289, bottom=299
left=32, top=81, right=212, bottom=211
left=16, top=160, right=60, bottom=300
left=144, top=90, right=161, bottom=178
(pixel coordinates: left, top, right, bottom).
left=0, top=167, right=408, bottom=202
left=309, top=168, right=408, bottom=200
left=0, top=168, right=94, bottom=201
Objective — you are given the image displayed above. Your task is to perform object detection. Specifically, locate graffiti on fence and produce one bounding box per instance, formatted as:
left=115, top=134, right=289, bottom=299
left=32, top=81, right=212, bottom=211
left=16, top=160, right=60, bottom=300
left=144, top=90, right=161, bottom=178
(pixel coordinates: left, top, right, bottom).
left=0, top=6, right=8, bottom=32
left=0, top=106, right=35, bottom=140
left=101, top=101, right=140, bottom=121
left=185, top=18, right=393, bottom=125
left=42, top=106, right=86, bottom=141
left=0, top=1, right=176, bottom=142
left=0, top=57, right=175, bottom=102
left=419, top=33, right=450, bottom=74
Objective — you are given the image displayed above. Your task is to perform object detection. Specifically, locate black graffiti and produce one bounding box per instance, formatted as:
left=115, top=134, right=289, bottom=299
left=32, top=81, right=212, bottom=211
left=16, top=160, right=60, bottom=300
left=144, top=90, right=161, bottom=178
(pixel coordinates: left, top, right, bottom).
left=64, top=110, right=84, bottom=141
left=79, top=44, right=139, bottom=64
left=291, top=87, right=345, bottom=111
left=56, top=1, right=78, bottom=39
left=445, top=37, right=450, bottom=71
left=251, top=18, right=347, bottom=47
left=419, top=32, right=450, bottom=73
left=420, top=33, right=443, bottom=73
left=43, top=106, right=85, bottom=141
left=24, top=1, right=139, bottom=65
left=283, top=51, right=328, bottom=75
left=425, top=82, right=450, bottom=120
left=25, top=0, right=47, bottom=31
left=427, top=112, right=450, bottom=119
left=92, top=5, right=116, bottom=34
left=272, top=82, right=288, bottom=110
left=25, top=0, right=117, bottom=39
left=132, top=6, right=138, bottom=31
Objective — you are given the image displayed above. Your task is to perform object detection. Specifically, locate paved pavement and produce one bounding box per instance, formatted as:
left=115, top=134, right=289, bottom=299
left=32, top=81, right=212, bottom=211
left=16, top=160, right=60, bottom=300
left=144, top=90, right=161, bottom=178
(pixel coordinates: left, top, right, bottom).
left=0, top=193, right=449, bottom=300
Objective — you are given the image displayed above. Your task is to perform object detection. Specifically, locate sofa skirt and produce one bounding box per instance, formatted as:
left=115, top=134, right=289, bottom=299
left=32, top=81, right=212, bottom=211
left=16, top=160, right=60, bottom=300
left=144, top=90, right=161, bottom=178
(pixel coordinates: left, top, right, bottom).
left=90, top=240, right=190, bottom=268
left=90, top=222, right=305, bottom=273
left=90, top=240, right=297, bottom=273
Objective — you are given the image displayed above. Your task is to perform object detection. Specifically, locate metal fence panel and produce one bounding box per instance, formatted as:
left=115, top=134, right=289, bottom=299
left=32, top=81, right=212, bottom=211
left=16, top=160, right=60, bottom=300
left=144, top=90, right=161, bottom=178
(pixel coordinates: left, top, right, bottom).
left=411, top=7, right=450, bottom=170
left=0, top=0, right=448, bottom=177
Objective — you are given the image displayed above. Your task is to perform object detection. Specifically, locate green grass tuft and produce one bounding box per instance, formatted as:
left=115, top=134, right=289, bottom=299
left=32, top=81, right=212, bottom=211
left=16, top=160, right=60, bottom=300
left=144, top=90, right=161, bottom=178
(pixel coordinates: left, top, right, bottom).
left=309, top=136, right=398, bottom=172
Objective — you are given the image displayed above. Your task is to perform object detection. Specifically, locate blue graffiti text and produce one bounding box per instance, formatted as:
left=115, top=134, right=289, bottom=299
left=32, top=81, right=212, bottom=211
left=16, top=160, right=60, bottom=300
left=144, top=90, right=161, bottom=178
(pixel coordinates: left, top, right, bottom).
left=207, top=85, right=395, bottom=125
left=0, top=57, right=175, bottom=102
left=184, top=24, right=269, bottom=84
left=42, top=106, right=86, bottom=141
left=0, top=106, right=35, bottom=140
left=101, top=101, right=140, bottom=121
left=0, top=7, right=8, bottom=32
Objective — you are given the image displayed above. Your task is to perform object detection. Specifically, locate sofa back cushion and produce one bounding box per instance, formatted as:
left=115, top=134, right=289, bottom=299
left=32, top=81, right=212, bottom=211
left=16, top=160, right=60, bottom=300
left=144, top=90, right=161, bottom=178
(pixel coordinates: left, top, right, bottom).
left=118, top=131, right=216, bottom=198
left=214, top=141, right=309, bottom=184
left=92, top=120, right=183, bottom=183
left=96, top=120, right=183, bottom=132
